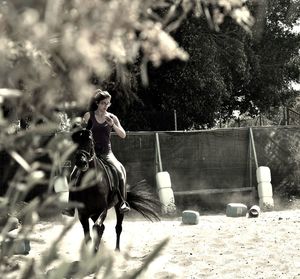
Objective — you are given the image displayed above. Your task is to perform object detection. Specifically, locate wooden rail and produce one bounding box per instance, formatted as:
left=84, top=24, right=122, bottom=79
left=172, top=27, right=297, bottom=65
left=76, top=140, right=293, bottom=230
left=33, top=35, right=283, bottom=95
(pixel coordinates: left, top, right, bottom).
left=174, top=187, right=255, bottom=196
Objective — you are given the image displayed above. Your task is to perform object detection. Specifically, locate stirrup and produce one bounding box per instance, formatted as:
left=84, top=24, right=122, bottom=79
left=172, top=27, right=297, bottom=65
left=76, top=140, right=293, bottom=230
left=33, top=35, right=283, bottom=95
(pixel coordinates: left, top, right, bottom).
left=62, top=208, right=75, bottom=217
left=120, top=201, right=130, bottom=213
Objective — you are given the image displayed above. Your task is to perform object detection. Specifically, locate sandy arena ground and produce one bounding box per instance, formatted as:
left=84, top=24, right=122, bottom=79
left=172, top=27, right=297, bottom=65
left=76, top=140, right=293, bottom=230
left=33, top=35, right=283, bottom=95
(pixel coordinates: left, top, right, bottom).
left=8, top=204, right=300, bottom=279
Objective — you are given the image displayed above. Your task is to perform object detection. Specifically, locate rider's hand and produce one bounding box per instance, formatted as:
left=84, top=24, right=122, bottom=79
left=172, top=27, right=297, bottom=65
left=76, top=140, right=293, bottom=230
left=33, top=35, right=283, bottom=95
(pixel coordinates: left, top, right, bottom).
left=105, top=114, right=114, bottom=127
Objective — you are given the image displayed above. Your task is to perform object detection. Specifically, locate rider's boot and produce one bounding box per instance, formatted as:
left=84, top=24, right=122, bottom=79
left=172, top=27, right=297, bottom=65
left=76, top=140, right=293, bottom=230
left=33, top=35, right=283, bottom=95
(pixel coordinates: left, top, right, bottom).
left=119, top=179, right=130, bottom=213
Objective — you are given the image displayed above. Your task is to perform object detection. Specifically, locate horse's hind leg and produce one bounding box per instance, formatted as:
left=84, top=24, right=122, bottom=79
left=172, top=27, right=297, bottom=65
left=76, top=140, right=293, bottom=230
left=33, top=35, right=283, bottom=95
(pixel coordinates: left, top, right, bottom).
left=114, top=207, right=124, bottom=251
left=92, top=210, right=107, bottom=252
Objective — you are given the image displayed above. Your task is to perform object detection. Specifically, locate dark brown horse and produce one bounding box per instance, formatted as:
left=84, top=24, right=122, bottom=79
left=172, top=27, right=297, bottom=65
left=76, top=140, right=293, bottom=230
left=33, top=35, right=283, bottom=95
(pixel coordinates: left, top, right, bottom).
left=70, top=129, right=160, bottom=252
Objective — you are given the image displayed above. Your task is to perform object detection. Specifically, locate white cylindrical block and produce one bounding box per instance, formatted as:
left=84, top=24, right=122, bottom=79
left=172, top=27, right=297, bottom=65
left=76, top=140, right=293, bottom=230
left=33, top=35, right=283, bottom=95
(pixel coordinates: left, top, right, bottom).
left=257, top=182, right=273, bottom=198
left=57, top=191, right=69, bottom=203
left=256, top=166, right=271, bottom=183
left=156, top=171, right=172, bottom=189
left=182, top=210, right=200, bottom=225
left=248, top=205, right=260, bottom=218
left=156, top=171, right=176, bottom=214
left=53, top=176, right=69, bottom=203
left=226, top=203, right=248, bottom=217
left=158, top=187, right=176, bottom=214
left=53, top=176, right=69, bottom=193
left=259, top=197, right=274, bottom=210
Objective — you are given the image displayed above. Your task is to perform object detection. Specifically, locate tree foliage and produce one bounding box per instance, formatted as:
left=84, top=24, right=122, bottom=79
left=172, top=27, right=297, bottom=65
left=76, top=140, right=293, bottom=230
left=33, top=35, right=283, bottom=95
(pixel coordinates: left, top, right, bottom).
left=244, top=0, right=300, bottom=113
left=123, top=0, right=300, bottom=130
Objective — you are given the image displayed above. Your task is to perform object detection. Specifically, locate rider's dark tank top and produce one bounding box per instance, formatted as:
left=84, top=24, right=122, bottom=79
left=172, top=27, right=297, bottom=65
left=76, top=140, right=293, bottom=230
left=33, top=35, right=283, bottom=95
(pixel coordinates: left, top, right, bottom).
left=88, top=111, right=112, bottom=155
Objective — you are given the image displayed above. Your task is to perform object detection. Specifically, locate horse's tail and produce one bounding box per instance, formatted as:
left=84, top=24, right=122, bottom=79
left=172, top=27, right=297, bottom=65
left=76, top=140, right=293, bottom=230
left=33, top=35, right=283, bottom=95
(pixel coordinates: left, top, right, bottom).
left=127, top=180, right=161, bottom=221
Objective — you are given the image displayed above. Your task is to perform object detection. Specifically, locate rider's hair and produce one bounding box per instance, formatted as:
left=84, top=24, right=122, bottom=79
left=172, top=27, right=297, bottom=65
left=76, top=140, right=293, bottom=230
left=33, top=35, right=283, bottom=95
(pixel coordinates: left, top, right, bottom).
left=89, top=89, right=111, bottom=111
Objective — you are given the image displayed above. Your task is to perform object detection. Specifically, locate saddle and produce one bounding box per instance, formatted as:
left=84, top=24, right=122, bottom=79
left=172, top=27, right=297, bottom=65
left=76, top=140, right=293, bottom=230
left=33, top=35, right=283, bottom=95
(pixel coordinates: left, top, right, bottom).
left=97, top=158, right=120, bottom=193
left=70, top=155, right=121, bottom=196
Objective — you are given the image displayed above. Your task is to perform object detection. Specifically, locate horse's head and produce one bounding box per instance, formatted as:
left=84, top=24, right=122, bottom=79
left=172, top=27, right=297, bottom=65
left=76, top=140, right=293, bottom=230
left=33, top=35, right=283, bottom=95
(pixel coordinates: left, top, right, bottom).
left=71, top=129, right=95, bottom=171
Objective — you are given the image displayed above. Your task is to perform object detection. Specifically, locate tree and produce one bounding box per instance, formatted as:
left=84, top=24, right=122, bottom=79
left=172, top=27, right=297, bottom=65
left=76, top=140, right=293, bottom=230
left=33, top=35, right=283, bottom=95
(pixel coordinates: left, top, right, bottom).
left=122, top=16, right=254, bottom=129
left=242, top=0, right=300, bottom=114
left=124, top=0, right=300, bottom=130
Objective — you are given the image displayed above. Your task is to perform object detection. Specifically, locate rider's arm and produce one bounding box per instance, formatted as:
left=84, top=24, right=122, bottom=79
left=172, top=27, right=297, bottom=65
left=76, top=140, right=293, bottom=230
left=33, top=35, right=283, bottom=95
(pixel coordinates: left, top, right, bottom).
left=81, top=112, right=90, bottom=128
left=109, top=114, right=126, bottom=139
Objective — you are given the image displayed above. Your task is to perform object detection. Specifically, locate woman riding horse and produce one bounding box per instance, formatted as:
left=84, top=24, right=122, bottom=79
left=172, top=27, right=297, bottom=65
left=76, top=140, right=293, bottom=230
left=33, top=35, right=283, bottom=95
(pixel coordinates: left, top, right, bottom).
left=82, top=89, right=130, bottom=213
left=70, top=128, right=160, bottom=252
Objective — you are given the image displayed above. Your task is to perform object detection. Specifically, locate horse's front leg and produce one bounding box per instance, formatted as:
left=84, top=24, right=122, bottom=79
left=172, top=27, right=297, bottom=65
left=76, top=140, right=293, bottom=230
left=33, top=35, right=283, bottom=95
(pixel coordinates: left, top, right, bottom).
left=114, top=206, right=124, bottom=251
left=79, top=214, right=91, bottom=244
left=93, top=209, right=107, bottom=253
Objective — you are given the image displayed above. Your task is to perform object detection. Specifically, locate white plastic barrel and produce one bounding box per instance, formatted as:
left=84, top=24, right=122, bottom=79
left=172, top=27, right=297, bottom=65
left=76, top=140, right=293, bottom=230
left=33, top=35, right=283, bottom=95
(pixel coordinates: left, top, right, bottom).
left=256, top=166, right=271, bottom=183
left=156, top=172, right=176, bottom=214
left=53, top=175, right=69, bottom=203
left=257, top=182, right=273, bottom=198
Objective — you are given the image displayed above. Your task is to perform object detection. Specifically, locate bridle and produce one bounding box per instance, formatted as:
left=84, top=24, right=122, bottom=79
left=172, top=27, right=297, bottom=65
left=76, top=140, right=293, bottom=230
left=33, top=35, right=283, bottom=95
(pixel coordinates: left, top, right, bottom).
left=75, top=130, right=97, bottom=172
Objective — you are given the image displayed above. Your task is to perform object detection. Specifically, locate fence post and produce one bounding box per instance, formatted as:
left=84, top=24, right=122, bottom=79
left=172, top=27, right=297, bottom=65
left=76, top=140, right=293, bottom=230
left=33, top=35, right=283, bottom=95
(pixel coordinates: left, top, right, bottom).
left=249, top=127, right=258, bottom=169
left=249, top=134, right=253, bottom=188
left=174, top=110, right=177, bottom=131
left=155, top=133, right=163, bottom=172
left=249, top=127, right=259, bottom=203
left=259, top=115, right=262, bottom=126
left=283, top=106, right=288, bottom=125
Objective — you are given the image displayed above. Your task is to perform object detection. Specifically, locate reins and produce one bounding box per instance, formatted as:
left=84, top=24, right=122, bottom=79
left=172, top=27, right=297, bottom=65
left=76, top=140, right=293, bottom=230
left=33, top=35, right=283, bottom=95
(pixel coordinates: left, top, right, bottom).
left=78, top=149, right=95, bottom=162
left=77, top=131, right=96, bottom=163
